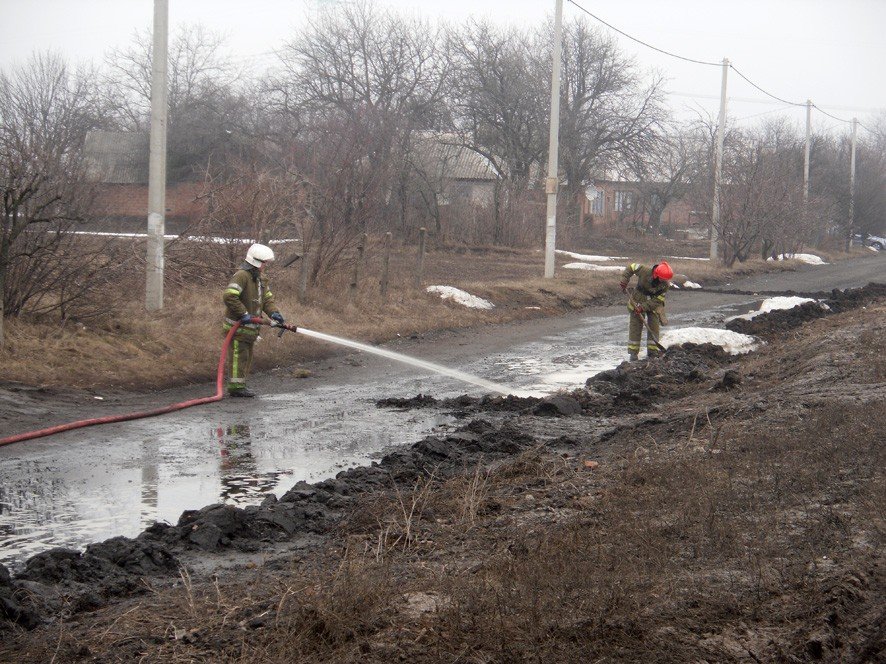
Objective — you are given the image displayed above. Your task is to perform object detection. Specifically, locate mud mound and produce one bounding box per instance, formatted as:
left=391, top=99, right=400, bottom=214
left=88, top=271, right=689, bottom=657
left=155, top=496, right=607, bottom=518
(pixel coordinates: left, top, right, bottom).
left=376, top=394, right=439, bottom=409
left=581, top=344, right=733, bottom=415
left=824, top=281, right=886, bottom=312
left=726, top=300, right=830, bottom=335
left=2, top=536, right=179, bottom=628
left=727, top=282, right=886, bottom=335
left=377, top=393, right=541, bottom=415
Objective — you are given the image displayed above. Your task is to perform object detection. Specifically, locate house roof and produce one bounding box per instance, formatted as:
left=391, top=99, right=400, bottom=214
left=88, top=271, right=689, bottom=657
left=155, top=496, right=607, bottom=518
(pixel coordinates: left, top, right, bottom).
left=84, top=131, right=149, bottom=184
left=411, top=134, right=497, bottom=181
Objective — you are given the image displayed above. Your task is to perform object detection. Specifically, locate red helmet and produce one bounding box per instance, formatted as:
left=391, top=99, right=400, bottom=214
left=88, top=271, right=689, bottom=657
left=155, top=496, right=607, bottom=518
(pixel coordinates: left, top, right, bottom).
left=652, top=261, right=673, bottom=281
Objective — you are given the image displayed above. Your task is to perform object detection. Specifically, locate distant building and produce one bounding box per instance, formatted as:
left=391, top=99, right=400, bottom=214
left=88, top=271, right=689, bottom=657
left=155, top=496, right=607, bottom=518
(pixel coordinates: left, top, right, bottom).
left=579, top=179, right=698, bottom=235
left=409, top=133, right=499, bottom=207
left=83, top=131, right=205, bottom=230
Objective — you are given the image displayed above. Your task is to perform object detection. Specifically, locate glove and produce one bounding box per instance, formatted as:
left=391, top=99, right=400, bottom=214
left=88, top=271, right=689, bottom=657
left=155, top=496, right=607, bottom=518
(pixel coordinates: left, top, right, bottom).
left=270, top=312, right=285, bottom=326
left=634, top=305, right=644, bottom=317
left=239, top=312, right=253, bottom=324
left=619, top=281, right=628, bottom=293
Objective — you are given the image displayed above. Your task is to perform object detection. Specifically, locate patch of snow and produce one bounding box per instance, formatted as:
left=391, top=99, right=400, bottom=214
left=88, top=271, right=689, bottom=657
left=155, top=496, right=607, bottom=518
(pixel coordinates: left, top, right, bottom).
left=563, top=262, right=625, bottom=272
left=70, top=231, right=298, bottom=245
left=725, top=296, right=822, bottom=322
left=667, top=256, right=710, bottom=261
left=556, top=250, right=628, bottom=261
left=426, top=286, right=495, bottom=309
left=683, top=281, right=702, bottom=289
left=767, top=253, right=828, bottom=265
left=660, top=327, right=760, bottom=354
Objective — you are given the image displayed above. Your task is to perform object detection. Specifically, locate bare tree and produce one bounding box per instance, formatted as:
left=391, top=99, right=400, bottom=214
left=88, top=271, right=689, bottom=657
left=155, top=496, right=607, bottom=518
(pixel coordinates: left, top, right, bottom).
left=0, top=53, right=116, bottom=345
left=556, top=19, right=667, bottom=220
left=446, top=21, right=548, bottom=244
left=103, top=25, right=245, bottom=180
left=627, top=126, right=692, bottom=235
left=274, top=1, right=449, bottom=234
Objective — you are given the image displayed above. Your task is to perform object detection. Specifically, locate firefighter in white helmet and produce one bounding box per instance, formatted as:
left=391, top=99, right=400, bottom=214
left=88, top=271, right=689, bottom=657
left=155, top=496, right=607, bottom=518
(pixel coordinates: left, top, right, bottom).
left=222, top=243, right=287, bottom=397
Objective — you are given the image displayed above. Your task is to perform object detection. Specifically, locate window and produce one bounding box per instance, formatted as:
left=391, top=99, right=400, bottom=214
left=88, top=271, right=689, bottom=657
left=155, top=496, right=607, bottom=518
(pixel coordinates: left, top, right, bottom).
left=590, top=187, right=604, bottom=215
left=614, top=190, right=635, bottom=212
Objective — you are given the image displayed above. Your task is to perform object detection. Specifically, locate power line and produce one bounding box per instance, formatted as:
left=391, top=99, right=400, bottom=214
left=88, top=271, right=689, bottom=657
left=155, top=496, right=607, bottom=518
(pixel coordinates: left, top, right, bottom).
left=565, top=0, right=880, bottom=131
left=564, top=0, right=720, bottom=67
left=727, top=63, right=805, bottom=107
left=811, top=103, right=852, bottom=124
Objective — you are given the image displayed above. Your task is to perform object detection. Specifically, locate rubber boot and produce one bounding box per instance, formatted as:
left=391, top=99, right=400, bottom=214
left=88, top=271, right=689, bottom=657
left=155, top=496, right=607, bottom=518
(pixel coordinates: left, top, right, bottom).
left=628, top=351, right=639, bottom=362
left=229, top=388, right=256, bottom=398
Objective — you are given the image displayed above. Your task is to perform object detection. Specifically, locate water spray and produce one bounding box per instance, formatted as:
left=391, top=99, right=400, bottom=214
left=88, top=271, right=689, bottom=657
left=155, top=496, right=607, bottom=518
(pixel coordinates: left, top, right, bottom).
left=283, top=325, right=514, bottom=395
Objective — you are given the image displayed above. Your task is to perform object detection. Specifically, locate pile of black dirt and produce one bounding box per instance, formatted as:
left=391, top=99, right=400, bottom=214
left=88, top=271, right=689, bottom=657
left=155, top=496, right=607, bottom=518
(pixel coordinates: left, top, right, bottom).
left=1, top=536, right=179, bottom=630
left=377, top=393, right=541, bottom=414
left=376, top=394, right=439, bottom=409
left=726, top=301, right=831, bottom=336
left=580, top=344, right=734, bottom=415
left=727, top=283, right=886, bottom=336
left=823, top=282, right=886, bottom=312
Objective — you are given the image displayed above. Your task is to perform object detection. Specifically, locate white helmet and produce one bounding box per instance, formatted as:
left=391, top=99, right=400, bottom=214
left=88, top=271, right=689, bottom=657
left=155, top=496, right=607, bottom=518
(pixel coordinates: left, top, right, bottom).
left=245, top=243, right=275, bottom=267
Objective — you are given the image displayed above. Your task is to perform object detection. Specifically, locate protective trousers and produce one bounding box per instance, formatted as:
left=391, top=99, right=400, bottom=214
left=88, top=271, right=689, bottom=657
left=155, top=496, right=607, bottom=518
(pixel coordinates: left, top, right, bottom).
left=628, top=309, right=662, bottom=357
left=225, top=327, right=258, bottom=393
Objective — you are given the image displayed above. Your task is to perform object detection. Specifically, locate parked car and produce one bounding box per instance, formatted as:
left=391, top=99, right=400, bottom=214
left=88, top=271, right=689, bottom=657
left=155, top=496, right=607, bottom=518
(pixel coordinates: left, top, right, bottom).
left=853, top=233, right=886, bottom=250
left=864, top=233, right=886, bottom=250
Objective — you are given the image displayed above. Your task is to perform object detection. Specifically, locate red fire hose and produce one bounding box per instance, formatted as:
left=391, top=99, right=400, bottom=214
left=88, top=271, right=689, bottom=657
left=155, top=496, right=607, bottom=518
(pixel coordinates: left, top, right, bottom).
left=0, top=319, right=272, bottom=448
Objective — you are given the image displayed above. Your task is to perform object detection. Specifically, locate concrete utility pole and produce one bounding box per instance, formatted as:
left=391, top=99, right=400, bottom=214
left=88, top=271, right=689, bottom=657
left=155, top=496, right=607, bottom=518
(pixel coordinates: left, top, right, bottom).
left=847, top=117, right=857, bottom=251
left=803, top=99, right=812, bottom=205
left=146, top=0, right=168, bottom=311
left=543, top=0, right=564, bottom=279
left=710, top=57, right=729, bottom=262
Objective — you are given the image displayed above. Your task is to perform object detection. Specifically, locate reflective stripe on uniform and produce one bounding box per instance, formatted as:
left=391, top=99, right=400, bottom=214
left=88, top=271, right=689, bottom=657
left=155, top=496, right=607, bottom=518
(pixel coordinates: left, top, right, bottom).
left=226, top=283, right=243, bottom=293
left=630, top=263, right=640, bottom=271
left=628, top=343, right=641, bottom=351
left=232, top=340, right=240, bottom=379
left=264, top=290, right=273, bottom=300
left=224, top=318, right=260, bottom=330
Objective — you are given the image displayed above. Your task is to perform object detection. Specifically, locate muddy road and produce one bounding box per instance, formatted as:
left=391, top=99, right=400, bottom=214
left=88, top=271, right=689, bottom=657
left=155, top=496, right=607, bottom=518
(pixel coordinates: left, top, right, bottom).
left=0, top=254, right=883, bottom=571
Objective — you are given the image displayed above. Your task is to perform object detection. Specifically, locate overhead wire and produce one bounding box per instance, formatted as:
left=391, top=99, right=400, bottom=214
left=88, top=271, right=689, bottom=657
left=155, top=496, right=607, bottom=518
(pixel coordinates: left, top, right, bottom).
left=564, top=0, right=721, bottom=67
left=565, top=0, right=876, bottom=131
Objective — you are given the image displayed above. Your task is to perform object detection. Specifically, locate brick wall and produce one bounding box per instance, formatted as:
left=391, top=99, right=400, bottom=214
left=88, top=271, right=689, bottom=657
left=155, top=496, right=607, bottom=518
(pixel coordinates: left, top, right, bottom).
left=90, top=182, right=206, bottom=223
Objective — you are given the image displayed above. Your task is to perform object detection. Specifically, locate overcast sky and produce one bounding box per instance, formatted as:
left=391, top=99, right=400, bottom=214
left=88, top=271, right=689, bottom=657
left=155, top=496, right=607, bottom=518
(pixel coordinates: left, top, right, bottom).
left=1, top=0, right=883, bottom=135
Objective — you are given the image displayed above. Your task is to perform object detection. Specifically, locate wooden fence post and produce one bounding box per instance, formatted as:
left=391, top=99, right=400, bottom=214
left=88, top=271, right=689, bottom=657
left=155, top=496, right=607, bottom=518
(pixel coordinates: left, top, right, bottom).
left=415, top=227, right=426, bottom=289
left=380, top=231, right=392, bottom=299
left=298, top=246, right=309, bottom=303
left=349, top=232, right=367, bottom=305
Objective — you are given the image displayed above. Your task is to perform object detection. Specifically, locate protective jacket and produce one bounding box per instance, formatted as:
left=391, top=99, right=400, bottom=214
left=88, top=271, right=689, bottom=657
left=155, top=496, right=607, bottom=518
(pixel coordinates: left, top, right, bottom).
left=223, top=265, right=280, bottom=335
left=621, top=263, right=669, bottom=314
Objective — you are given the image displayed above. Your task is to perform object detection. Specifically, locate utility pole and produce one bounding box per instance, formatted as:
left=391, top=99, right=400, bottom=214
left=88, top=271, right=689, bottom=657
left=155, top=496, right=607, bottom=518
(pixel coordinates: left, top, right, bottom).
left=146, top=0, right=168, bottom=311
left=710, top=57, right=728, bottom=262
left=803, top=99, right=811, bottom=205
left=543, top=0, right=564, bottom=279
left=846, top=117, right=857, bottom=251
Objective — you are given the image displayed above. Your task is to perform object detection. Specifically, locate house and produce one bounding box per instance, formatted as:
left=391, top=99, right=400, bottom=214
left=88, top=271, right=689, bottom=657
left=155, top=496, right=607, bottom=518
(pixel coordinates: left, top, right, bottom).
left=83, top=131, right=206, bottom=232
left=579, top=179, right=698, bottom=234
left=409, top=133, right=498, bottom=208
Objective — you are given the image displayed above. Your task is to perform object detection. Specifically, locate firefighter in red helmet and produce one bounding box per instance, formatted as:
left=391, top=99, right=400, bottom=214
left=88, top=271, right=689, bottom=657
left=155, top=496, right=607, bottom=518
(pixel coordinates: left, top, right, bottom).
left=619, top=261, right=673, bottom=361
